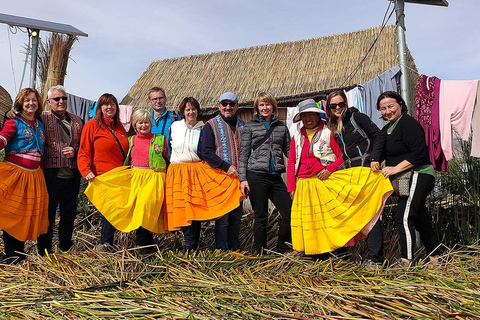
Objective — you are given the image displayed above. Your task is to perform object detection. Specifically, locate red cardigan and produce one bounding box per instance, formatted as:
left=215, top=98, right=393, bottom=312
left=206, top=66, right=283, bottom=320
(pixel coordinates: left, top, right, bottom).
left=78, top=118, right=128, bottom=177
left=287, top=125, right=344, bottom=192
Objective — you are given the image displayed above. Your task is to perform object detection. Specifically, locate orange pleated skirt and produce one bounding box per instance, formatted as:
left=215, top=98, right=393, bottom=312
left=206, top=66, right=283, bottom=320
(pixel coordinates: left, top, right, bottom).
left=165, top=161, right=243, bottom=231
left=0, top=162, right=49, bottom=241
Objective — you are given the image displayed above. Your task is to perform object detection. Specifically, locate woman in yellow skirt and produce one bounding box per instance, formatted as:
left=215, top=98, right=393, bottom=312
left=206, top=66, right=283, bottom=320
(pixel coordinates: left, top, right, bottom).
left=165, top=97, right=242, bottom=250
left=286, top=99, right=393, bottom=255
left=84, top=109, right=169, bottom=248
left=0, top=88, right=49, bottom=263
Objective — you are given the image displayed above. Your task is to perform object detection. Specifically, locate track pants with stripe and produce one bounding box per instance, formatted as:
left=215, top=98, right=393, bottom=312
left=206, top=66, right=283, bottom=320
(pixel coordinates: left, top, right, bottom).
left=395, top=172, right=440, bottom=260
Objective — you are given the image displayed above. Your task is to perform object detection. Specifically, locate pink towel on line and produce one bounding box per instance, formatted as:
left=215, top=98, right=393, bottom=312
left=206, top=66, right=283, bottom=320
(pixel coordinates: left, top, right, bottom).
left=439, top=80, right=478, bottom=161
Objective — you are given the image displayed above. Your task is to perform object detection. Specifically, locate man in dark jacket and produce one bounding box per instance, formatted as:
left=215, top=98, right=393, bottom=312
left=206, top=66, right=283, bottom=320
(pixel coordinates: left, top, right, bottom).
left=201, top=92, right=244, bottom=250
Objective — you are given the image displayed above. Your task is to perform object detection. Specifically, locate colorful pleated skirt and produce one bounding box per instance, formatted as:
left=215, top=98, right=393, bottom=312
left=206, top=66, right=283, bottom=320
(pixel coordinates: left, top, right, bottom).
left=165, top=161, right=243, bottom=231
left=84, top=166, right=168, bottom=234
left=291, top=166, right=393, bottom=255
left=0, top=162, right=49, bottom=241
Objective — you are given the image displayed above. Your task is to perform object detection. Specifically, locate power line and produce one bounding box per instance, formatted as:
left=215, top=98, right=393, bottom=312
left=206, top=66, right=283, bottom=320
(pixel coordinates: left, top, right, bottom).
left=341, top=1, right=396, bottom=87
left=7, top=26, right=17, bottom=93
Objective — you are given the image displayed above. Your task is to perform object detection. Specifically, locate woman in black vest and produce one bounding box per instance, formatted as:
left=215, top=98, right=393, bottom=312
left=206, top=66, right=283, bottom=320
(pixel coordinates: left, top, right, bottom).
left=239, top=92, right=291, bottom=254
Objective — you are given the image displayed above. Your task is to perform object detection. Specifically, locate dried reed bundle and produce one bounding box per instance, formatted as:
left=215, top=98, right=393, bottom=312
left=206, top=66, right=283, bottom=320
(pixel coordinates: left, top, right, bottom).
left=37, top=33, right=77, bottom=104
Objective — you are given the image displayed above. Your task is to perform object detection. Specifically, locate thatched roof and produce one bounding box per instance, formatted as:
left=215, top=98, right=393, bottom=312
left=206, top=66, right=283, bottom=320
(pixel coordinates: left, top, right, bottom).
left=0, top=85, right=13, bottom=125
left=121, top=25, right=417, bottom=112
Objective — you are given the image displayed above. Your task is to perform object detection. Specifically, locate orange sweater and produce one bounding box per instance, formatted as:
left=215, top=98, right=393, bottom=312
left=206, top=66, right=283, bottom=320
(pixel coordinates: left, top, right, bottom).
left=78, top=118, right=128, bottom=177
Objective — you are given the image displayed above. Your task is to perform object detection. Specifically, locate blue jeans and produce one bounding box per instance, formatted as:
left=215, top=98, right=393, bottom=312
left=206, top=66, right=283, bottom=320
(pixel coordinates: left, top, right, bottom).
left=215, top=203, right=243, bottom=250
left=99, top=217, right=116, bottom=245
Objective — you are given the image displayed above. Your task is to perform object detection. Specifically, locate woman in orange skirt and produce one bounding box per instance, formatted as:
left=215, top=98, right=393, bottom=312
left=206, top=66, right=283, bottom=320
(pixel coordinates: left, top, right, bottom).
left=0, top=88, right=49, bottom=263
left=165, top=97, right=242, bottom=250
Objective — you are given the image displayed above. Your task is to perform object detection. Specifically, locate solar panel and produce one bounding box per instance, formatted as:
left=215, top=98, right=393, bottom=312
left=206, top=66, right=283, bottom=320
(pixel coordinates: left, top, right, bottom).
left=0, top=13, right=88, bottom=37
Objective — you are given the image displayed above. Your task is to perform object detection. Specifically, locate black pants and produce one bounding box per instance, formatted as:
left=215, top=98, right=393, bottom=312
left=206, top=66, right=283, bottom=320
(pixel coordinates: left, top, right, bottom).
left=396, top=172, right=439, bottom=260
left=183, top=221, right=202, bottom=250
left=247, top=171, right=292, bottom=253
left=135, top=227, right=155, bottom=246
left=2, top=231, right=25, bottom=262
left=215, top=203, right=243, bottom=251
left=37, top=169, right=81, bottom=254
left=367, top=219, right=384, bottom=263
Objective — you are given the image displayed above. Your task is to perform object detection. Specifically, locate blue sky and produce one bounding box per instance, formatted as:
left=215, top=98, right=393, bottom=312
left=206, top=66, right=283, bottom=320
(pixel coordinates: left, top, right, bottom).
left=0, top=0, right=478, bottom=102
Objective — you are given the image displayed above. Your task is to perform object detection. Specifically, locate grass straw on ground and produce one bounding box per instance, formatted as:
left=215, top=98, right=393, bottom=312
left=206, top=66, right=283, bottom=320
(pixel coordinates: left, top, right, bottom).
left=0, top=246, right=479, bottom=319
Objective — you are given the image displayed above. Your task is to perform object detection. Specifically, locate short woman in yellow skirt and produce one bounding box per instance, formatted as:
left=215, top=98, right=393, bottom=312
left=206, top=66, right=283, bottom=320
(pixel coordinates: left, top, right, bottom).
left=84, top=109, right=169, bottom=246
left=165, top=97, right=242, bottom=250
left=0, top=88, right=49, bottom=263
left=287, top=99, right=393, bottom=255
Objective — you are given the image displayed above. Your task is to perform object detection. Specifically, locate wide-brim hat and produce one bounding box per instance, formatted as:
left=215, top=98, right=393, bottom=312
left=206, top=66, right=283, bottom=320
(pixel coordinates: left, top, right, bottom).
left=293, top=99, right=325, bottom=122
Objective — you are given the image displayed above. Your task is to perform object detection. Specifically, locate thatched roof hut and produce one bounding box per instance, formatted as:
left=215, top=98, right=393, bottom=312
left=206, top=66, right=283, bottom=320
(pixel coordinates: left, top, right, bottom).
left=121, top=25, right=418, bottom=121
left=0, top=85, right=13, bottom=126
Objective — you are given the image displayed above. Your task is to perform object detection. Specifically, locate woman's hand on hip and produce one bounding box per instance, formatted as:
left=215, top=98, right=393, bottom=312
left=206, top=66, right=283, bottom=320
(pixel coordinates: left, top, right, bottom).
left=370, top=161, right=380, bottom=172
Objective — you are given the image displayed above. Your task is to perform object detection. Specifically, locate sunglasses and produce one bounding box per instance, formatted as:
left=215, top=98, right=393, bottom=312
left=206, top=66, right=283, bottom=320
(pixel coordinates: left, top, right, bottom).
left=328, top=102, right=346, bottom=110
left=220, top=101, right=237, bottom=107
left=50, top=96, right=68, bottom=102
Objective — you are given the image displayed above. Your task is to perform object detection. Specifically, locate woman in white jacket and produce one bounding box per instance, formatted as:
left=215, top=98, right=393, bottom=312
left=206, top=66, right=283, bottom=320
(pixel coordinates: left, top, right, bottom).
left=165, top=97, right=242, bottom=250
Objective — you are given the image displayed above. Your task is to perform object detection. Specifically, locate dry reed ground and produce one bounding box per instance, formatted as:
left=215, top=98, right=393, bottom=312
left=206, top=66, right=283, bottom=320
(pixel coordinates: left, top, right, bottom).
left=1, top=199, right=479, bottom=319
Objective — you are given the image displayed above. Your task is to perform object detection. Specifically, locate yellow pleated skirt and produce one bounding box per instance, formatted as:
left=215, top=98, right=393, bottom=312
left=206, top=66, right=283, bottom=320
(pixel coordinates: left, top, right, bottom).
left=165, top=161, right=243, bottom=231
left=84, top=166, right=168, bottom=234
left=291, top=167, right=393, bottom=255
left=0, top=162, right=49, bottom=241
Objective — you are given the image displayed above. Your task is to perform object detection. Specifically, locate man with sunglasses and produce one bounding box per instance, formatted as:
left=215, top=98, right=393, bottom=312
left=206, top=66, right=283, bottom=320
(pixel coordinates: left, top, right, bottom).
left=37, top=85, right=84, bottom=255
left=148, top=86, right=179, bottom=156
left=202, top=92, right=244, bottom=251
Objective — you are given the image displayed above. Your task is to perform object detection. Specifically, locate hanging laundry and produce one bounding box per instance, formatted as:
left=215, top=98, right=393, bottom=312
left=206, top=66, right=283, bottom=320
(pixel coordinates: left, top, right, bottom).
left=439, top=80, right=478, bottom=161
left=353, top=86, right=365, bottom=114
left=470, top=82, right=480, bottom=158
left=67, top=93, right=94, bottom=123
left=287, top=106, right=301, bottom=138
left=345, top=89, right=355, bottom=108
left=414, top=75, right=448, bottom=171
left=118, top=105, right=133, bottom=132
left=345, top=87, right=365, bottom=113
left=88, top=101, right=97, bottom=120
left=359, top=66, right=401, bottom=128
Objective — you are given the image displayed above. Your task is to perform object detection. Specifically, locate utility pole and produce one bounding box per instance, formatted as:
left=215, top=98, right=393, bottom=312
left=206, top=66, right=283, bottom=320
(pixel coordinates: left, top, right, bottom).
left=393, top=0, right=448, bottom=111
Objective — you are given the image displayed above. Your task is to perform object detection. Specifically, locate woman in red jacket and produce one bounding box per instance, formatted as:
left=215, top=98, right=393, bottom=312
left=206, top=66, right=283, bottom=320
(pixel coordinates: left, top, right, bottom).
left=78, top=93, right=128, bottom=251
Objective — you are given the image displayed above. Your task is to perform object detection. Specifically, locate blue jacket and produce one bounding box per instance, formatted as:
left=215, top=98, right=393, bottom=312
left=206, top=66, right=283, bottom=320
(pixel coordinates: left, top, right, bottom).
left=150, top=108, right=178, bottom=155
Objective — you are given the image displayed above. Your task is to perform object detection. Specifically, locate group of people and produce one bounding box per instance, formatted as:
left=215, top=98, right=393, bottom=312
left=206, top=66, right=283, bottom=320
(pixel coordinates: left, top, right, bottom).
left=0, top=85, right=441, bottom=268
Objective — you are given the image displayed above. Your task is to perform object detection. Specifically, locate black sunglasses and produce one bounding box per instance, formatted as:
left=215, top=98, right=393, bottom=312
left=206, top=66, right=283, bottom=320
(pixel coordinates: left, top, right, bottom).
left=220, top=101, right=237, bottom=107
left=328, top=102, right=346, bottom=110
left=50, top=96, right=68, bottom=102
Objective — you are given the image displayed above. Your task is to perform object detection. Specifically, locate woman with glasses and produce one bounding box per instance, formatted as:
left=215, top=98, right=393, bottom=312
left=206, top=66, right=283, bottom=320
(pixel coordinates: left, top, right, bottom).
left=0, top=88, right=49, bottom=263
left=78, top=93, right=129, bottom=252
left=326, top=90, right=387, bottom=267
left=239, top=92, right=292, bottom=254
